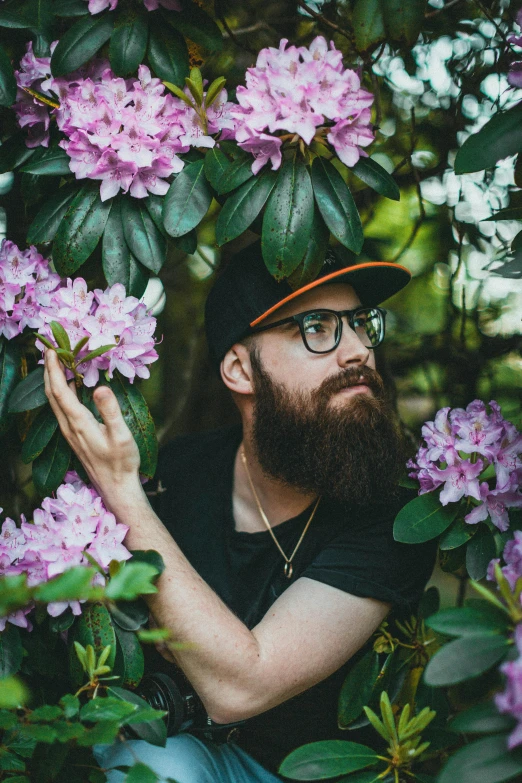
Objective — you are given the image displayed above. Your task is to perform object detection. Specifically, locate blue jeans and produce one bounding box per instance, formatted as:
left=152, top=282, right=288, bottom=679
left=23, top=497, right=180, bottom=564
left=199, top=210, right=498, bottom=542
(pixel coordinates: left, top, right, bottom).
left=94, top=733, right=282, bottom=782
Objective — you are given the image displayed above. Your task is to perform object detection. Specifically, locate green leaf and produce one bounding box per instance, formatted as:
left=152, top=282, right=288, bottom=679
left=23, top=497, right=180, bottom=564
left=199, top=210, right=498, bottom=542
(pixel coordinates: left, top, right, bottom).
left=80, top=696, right=137, bottom=723
left=121, top=197, right=166, bottom=274
left=78, top=344, right=116, bottom=364
left=352, top=157, right=400, bottom=201
left=49, top=608, right=75, bottom=633
left=449, top=702, right=516, bottom=735
left=98, top=374, right=158, bottom=478
left=287, top=209, right=330, bottom=290
left=0, top=8, right=31, bottom=27
left=437, top=733, right=522, bottom=783
left=215, top=155, right=254, bottom=195
left=0, top=624, right=23, bottom=678
left=466, top=526, right=497, bottom=580
left=8, top=366, right=46, bottom=413
left=0, top=43, right=16, bottom=106
left=215, top=169, right=277, bottom=246
left=0, top=134, right=36, bottom=175
left=130, top=549, right=166, bottom=576
left=311, top=157, right=363, bottom=254
left=105, top=562, right=159, bottom=601
left=393, top=491, right=459, bottom=543
left=33, top=566, right=96, bottom=603
left=205, top=76, right=226, bottom=108
left=69, top=604, right=117, bottom=689
left=51, top=13, right=114, bottom=76
left=147, top=23, right=189, bottom=86
left=113, top=625, right=144, bottom=688
left=32, top=428, right=71, bottom=495
left=338, top=648, right=380, bottom=728
left=172, top=230, right=197, bottom=254
left=161, top=3, right=223, bottom=52
left=204, top=145, right=231, bottom=191
left=483, top=207, right=522, bottom=221
left=455, top=103, right=522, bottom=175
left=21, top=405, right=58, bottom=463
left=439, top=516, right=477, bottom=550
left=0, top=340, right=19, bottom=434
left=110, top=8, right=148, bottom=77
left=0, top=676, right=28, bottom=709
left=163, top=159, right=212, bottom=238
left=53, top=187, right=112, bottom=276
left=424, top=634, right=509, bottom=686
left=426, top=603, right=510, bottom=637
left=76, top=720, right=120, bottom=746
left=53, top=0, right=90, bottom=16
left=60, top=693, right=80, bottom=718
left=380, top=0, right=425, bottom=46
left=21, top=146, right=71, bottom=176
left=262, top=155, right=314, bottom=280
left=110, top=598, right=149, bottom=631
left=107, top=686, right=167, bottom=747
left=352, top=0, right=385, bottom=53
left=279, top=740, right=379, bottom=780
left=124, top=763, right=159, bottom=783
left=102, top=198, right=149, bottom=297
left=50, top=321, right=72, bottom=352
left=26, top=184, right=78, bottom=244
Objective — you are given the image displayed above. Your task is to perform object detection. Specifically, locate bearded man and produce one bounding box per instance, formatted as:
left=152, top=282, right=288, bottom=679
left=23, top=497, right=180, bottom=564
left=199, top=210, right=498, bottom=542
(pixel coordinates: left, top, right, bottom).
left=44, top=242, right=437, bottom=782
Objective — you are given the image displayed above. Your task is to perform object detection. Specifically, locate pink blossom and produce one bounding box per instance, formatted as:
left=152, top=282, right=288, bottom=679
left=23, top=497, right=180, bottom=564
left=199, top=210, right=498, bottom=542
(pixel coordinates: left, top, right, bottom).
left=327, top=110, right=374, bottom=168
left=464, top=477, right=522, bottom=532
left=37, top=278, right=159, bottom=387
left=495, top=625, right=522, bottom=748
left=13, top=42, right=57, bottom=148
left=0, top=241, right=59, bottom=341
left=231, top=36, right=374, bottom=173
left=430, top=453, right=483, bottom=505
left=86, top=0, right=180, bottom=11
left=0, top=473, right=132, bottom=630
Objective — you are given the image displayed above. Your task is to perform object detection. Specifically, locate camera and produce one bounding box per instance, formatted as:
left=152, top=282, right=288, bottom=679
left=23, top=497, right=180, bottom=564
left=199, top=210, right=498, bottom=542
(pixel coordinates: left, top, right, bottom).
left=132, top=671, right=245, bottom=743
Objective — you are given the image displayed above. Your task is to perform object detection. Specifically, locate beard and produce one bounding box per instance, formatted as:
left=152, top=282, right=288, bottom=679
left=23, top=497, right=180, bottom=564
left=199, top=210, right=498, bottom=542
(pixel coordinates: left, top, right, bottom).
left=250, top=348, right=406, bottom=506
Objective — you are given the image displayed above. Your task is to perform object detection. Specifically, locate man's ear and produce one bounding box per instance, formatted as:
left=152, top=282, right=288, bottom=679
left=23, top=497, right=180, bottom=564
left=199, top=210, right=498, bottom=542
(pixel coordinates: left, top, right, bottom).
left=221, top=343, right=254, bottom=395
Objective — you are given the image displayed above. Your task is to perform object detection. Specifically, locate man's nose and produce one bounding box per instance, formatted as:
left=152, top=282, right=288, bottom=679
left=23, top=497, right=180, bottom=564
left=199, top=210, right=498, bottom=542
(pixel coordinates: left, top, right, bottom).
left=335, top=318, right=371, bottom=368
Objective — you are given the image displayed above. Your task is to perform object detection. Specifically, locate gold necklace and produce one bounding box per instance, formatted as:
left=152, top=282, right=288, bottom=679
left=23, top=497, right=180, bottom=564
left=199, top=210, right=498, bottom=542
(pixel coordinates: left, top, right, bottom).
left=240, top=449, right=321, bottom=579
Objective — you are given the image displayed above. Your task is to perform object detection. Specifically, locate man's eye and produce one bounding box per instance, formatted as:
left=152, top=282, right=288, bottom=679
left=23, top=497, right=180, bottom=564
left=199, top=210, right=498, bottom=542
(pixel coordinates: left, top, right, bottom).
left=304, top=321, right=326, bottom=334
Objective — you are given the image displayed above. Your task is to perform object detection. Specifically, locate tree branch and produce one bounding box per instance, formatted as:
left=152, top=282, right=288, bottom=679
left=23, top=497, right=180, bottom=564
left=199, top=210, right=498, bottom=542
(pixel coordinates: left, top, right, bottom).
left=295, top=0, right=353, bottom=43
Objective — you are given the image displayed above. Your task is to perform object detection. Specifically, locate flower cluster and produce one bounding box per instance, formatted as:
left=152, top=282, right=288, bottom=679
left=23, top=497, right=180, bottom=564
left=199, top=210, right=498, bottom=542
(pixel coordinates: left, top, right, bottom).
left=408, top=400, right=522, bottom=531
left=230, top=36, right=374, bottom=174
left=54, top=65, right=189, bottom=200
left=86, top=0, right=180, bottom=13
left=0, top=472, right=131, bottom=630
left=488, top=531, right=522, bottom=590
left=37, top=278, right=158, bottom=387
left=495, top=625, right=522, bottom=748
left=0, top=241, right=60, bottom=340
left=13, top=41, right=57, bottom=148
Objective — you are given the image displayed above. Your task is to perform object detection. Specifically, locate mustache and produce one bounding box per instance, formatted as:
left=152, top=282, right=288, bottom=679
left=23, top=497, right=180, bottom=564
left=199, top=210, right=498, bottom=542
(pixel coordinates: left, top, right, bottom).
left=314, top=365, right=385, bottom=401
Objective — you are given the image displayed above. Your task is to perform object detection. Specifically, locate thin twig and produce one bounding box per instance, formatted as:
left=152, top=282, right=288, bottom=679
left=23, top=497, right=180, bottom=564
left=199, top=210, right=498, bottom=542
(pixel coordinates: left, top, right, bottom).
left=425, top=0, right=466, bottom=19
left=476, top=0, right=517, bottom=54
left=296, top=0, right=353, bottom=43
left=215, top=4, right=256, bottom=55
left=391, top=109, right=426, bottom=263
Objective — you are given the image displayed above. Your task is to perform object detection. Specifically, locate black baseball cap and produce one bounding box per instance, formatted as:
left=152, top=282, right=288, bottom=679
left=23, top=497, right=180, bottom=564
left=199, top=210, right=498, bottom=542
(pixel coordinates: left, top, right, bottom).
left=204, top=241, right=411, bottom=368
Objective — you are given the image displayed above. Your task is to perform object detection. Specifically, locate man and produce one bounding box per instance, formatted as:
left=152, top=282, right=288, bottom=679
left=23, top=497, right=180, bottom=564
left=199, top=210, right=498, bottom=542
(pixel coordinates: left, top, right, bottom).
left=44, top=242, right=436, bottom=782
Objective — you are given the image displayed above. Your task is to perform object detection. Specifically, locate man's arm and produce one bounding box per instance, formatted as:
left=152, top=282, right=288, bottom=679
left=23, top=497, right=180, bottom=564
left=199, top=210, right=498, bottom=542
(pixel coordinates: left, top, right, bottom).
left=44, top=350, right=390, bottom=723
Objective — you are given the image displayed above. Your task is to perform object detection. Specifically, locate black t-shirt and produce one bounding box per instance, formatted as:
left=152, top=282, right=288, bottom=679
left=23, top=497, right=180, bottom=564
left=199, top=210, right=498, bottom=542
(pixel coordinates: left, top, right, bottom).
left=148, top=425, right=437, bottom=774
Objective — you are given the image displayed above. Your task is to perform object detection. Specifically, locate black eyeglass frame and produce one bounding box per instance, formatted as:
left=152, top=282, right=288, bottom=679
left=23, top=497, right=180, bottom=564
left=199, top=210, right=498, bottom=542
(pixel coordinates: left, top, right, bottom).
left=248, top=306, right=387, bottom=354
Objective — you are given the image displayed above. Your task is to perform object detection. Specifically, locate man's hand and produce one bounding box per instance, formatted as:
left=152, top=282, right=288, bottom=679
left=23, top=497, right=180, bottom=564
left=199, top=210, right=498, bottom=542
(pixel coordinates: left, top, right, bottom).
left=44, top=349, right=141, bottom=505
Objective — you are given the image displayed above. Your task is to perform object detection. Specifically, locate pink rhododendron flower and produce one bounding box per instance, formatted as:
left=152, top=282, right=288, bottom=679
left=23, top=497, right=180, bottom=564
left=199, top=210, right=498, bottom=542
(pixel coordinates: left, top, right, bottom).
left=231, top=36, right=374, bottom=173
left=495, top=624, right=522, bottom=748
left=37, top=279, right=159, bottom=387
left=409, top=400, right=522, bottom=531
left=0, top=473, right=131, bottom=630
left=13, top=41, right=58, bottom=148
left=0, top=241, right=60, bottom=340
left=85, top=0, right=180, bottom=12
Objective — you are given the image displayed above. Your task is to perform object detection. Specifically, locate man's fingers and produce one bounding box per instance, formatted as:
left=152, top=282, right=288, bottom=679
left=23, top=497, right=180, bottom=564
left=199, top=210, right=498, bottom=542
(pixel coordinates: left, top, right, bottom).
left=45, top=350, right=85, bottom=421
left=92, top=386, right=128, bottom=439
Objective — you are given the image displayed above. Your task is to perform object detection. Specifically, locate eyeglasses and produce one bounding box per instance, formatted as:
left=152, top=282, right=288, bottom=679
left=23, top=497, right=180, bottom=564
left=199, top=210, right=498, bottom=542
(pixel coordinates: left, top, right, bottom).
left=249, top=307, right=387, bottom=354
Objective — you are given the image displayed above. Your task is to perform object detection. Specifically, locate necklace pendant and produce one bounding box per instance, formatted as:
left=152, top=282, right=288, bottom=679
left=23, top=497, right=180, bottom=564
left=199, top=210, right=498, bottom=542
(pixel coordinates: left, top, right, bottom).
left=284, top=562, right=293, bottom=579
